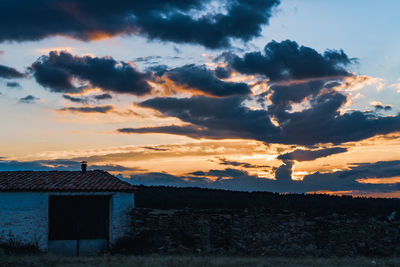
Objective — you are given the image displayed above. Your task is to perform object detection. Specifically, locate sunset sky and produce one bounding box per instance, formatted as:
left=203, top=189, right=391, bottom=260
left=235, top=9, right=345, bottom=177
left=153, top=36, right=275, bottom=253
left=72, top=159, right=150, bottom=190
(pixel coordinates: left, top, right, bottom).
left=1, top=0, right=400, bottom=197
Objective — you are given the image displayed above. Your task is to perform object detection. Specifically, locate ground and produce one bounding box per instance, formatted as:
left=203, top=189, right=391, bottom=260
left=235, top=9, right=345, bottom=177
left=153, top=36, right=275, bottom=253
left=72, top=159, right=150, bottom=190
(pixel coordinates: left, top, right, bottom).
left=0, top=254, right=399, bottom=267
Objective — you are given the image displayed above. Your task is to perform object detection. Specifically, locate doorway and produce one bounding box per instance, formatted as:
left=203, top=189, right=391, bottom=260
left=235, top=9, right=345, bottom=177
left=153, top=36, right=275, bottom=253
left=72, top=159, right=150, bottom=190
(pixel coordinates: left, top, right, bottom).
left=48, top=195, right=110, bottom=255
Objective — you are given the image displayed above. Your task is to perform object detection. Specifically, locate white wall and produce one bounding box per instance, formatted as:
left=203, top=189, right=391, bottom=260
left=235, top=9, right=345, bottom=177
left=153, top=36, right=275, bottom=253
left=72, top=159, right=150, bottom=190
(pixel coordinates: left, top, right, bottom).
left=0, top=191, right=135, bottom=251
left=0, top=192, right=49, bottom=250
left=109, top=192, right=135, bottom=244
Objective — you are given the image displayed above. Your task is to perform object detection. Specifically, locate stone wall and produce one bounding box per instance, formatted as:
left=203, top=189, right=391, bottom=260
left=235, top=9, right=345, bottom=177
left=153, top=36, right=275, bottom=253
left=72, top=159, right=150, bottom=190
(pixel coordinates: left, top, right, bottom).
left=125, top=208, right=400, bottom=256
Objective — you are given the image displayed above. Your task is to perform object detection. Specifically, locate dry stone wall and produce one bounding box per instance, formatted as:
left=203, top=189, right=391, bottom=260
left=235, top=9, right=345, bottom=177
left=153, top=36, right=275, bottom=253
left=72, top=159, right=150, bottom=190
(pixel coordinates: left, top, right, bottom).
left=118, top=208, right=400, bottom=256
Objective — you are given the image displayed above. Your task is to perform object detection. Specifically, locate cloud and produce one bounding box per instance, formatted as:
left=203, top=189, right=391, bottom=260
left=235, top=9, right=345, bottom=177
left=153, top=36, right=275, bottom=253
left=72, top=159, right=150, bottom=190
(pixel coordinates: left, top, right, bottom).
left=30, top=51, right=151, bottom=95
left=371, top=101, right=392, bottom=112
left=278, top=147, right=347, bottom=162
left=93, top=93, right=112, bottom=101
left=134, top=56, right=162, bottom=63
left=217, top=157, right=270, bottom=169
left=0, top=64, right=25, bottom=79
left=274, top=160, right=293, bottom=183
left=124, top=172, right=208, bottom=187
left=63, top=93, right=112, bottom=104
left=6, top=81, right=21, bottom=88
left=162, top=64, right=251, bottom=96
left=148, top=65, right=169, bottom=77
left=142, top=146, right=169, bottom=152
left=116, top=40, right=396, bottom=146
left=19, top=95, right=39, bottom=104
left=297, top=160, right=400, bottom=192
left=58, top=105, right=114, bottom=113
left=127, top=168, right=267, bottom=191
left=267, top=80, right=325, bottom=109
left=275, top=91, right=400, bottom=145
left=214, top=66, right=233, bottom=79
left=118, top=91, right=400, bottom=145
left=274, top=146, right=348, bottom=184
left=118, top=95, right=279, bottom=140
left=2, top=147, right=399, bottom=194
left=122, top=167, right=297, bottom=192
left=219, top=40, right=354, bottom=81
left=63, top=94, right=88, bottom=104
left=328, top=161, right=400, bottom=181
left=0, top=159, right=140, bottom=172
left=118, top=124, right=221, bottom=139
left=39, top=140, right=269, bottom=165
left=0, top=0, right=280, bottom=49
left=126, top=160, right=400, bottom=194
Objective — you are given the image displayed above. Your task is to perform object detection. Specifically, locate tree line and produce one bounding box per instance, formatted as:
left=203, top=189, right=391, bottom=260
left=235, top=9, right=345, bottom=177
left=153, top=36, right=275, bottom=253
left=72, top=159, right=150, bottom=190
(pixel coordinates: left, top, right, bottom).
left=134, top=185, right=400, bottom=216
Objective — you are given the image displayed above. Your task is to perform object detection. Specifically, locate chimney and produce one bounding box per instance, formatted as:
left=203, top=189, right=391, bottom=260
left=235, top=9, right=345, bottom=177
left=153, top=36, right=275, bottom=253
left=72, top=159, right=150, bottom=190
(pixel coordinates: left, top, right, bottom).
left=81, top=161, right=87, bottom=173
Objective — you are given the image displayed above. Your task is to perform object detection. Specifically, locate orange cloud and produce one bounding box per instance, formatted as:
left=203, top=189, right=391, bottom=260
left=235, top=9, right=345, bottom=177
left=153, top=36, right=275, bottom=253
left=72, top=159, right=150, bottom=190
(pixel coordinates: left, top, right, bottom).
left=87, top=31, right=116, bottom=41
left=356, top=177, right=400, bottom=184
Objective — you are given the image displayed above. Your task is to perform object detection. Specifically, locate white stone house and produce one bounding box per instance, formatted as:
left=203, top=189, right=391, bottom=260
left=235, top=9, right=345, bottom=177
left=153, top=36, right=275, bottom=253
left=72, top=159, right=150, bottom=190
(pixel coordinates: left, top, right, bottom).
left=0, top=168, right=135, bottom=255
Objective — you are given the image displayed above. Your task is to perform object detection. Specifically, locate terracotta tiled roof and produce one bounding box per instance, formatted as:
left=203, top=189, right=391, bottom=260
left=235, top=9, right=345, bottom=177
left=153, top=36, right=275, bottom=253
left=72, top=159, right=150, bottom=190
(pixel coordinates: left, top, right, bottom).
left=0, top=170, right=135, bottom=192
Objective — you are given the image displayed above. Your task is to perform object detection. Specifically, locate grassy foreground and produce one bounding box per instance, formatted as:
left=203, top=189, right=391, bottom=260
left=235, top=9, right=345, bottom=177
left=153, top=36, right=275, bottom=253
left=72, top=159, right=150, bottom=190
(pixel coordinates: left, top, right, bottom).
left=0, top=254, right=399, bottom=267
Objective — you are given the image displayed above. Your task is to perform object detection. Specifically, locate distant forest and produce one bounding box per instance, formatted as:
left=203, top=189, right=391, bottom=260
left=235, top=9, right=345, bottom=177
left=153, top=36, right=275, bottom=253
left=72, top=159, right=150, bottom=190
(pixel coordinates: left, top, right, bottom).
left=134, top=185, right=400, bottom=216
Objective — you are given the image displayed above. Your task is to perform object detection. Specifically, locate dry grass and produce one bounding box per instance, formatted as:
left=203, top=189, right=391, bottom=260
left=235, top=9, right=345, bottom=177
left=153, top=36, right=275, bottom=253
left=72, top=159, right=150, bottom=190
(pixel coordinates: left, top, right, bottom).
left=0, top=254, right=399, bottom=267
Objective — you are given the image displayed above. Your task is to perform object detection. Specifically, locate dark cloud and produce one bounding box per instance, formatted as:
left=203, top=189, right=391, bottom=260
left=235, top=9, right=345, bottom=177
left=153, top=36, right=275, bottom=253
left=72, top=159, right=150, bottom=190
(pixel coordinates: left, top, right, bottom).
left=372, top=103, right=392, bottom=112
left=93, top=93, right=112, bottom=101
left=30, top=51, right=151, bottom=95
left=126, top=160, right=400, bottom=194
left=278, top=147, right=347, bottom=162
left=118, top=95, right=279, bottom=140
left=148, top=65, right=169, bottom=77
left=63, top=93, right=112, bottom=103
left=124, top=172, right=208, bottom=187
left=142, top=146, right=169, bottom=152
left=164, top=64, right=251, bottom=96
left=118, top=91, right=400, bottom=145
left=6, top=82, right=21, bottom=88
left=220, top=40, right=354, bottom=81
left=268, top=80, right=325, bottom=108
left=190, top=168, right=250, bottom=179
left=0, top=64, right=25, bottom=79
left=127, top=168, right=270, bottom=191
left=2, top=155, right=398, bottom=194
left=118, top=41, right=386, bottom=146
left=330, top=161, right=400, bottom=181
left=63, top=94, right=88, bottom=104
left=58, top=105, right=114, bottom=113
left=134, top=56, right=162, bottom=63
left=124, top=167, right=291, bottom=192
left=214, top=66, right=233, bottom=79
left=119, top=124, right=224, bottom=139
left=297, top=160, right=400, bottom=192
left=274, top=160, right=293, bottom=184
left=136, top=0, right=280, bottom=49
left=0, top=0, right=279, bottom=49
left=0, top=159, right=140, bottom=172
left=273, top=91, right=400, bottom=145
left=19, top=95, right=39, bottom=104
left=217, top=157, right=269, bottom=169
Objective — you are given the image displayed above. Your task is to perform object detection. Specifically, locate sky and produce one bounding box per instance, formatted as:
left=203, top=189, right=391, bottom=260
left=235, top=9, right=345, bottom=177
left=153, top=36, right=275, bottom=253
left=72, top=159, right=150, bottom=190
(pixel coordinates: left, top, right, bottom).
left=1, top=0, right=400, bottom=197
